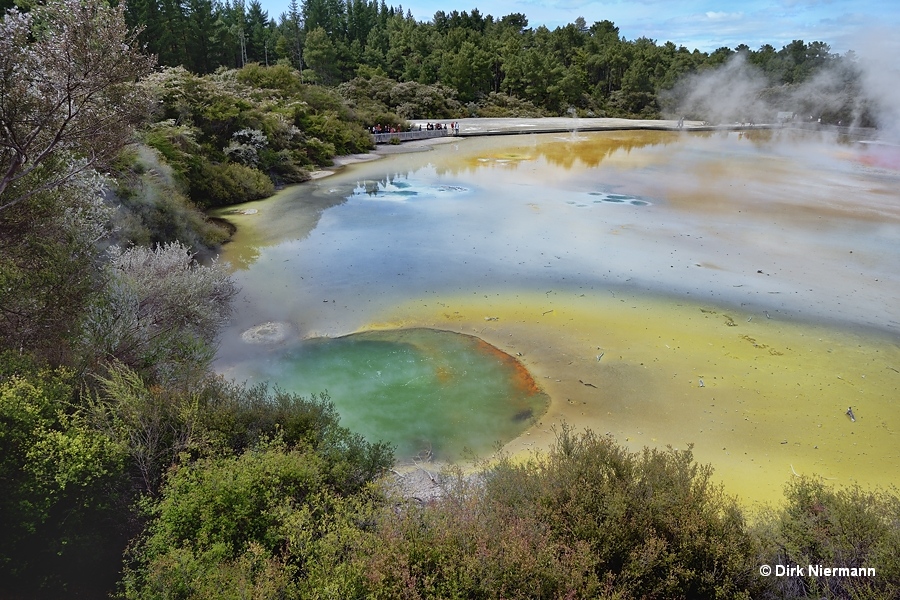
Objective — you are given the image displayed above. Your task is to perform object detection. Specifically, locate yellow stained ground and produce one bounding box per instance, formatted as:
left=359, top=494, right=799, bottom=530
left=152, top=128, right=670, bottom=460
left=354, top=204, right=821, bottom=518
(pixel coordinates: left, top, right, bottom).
left=366, top=291, right=899, bottom=507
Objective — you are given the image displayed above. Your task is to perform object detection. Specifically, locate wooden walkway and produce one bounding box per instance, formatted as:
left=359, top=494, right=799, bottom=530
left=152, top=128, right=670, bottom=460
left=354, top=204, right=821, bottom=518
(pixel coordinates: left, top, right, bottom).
left=372, top=119, right=870, bottom=145
left=372, top=129, right=456, bottom=144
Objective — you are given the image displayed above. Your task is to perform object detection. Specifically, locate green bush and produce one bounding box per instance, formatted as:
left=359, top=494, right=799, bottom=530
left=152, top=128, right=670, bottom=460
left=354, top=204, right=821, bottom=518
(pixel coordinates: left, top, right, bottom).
left=0, top=171, right=110, bottom=364
left=122, top=441, right=320, bottom=600
left=756, top=477, right=900, bottom=599
left=192, top=161, right=275, bottom=207
left=112, top=146, right=230, bottom=250
left=472, top=92, right=545, bottom=118
left=141, top=120, right=204, bottom=187
left=0, top=357, right=127, bottom=596
left=507, top=429, right=757, bottom=599
left=236, top=63, right=304, bottom=95
left=197, top=382, right=394, bottom=494
left=339, top=74, right=463, bottom=122
left=262, top=148, right=311, bottom=184
left=122, top=430, right=391, bottom=600
left=332, top=428, right=760, bottom=599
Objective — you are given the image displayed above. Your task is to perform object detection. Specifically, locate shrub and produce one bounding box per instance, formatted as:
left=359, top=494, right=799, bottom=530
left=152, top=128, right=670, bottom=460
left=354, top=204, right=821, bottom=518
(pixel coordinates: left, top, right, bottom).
left=339, top=74, right=464, bottom=122
left=197, top=381, right=394, bottom=494
left=0, top=170, right=110, bottom=364
left=508, top=429, right=757, bottom=599
left=122, top=419, right=392, bottom=600
left=235, top=63, right=303, bottom=95
left=0, top=358, right=127, bottom=596
left=78, top=242, right=236, bottom=384
left=141, top=120, right=203, bottom=186
left=191, top=161, right=275, bottom=207
left=347, top=427, right=759, bottom=599
left=121, top=440, right=320, bottom=600
left=112, top=146, right=230, bottom=251
left=472, top=92, right=545, bottom=118
left=756, top=477, right=900, bottom=599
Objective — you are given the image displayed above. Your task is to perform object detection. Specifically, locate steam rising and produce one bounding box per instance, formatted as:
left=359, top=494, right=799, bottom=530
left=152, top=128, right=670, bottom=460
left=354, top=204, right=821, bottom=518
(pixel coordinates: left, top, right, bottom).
left=848, top=27, right=900, bottom=141
left=668, top=32, right=900, bottom=141
left=668, top=54, right=770, bottom=125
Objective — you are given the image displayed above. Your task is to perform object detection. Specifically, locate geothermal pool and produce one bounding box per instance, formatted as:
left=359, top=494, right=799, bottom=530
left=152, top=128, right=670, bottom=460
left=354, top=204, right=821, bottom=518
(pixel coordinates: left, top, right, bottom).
left=214, top=129, right=900, bottom=504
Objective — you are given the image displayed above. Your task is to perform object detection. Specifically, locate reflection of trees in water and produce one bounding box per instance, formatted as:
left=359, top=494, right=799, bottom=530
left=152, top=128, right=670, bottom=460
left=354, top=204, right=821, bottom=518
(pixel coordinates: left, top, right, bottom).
left=436, top=131, right=700, bottom=175
left=537, top=133, right=682, bottom=169
left=350, top=131, right=729, bottom=183
left=224, top=243, right=261, bottom=271
left=215, top=189, right=346, bottom=269
left=360, top=180, right=382, bottom=195
left=352, top=132, right=694, bottom=188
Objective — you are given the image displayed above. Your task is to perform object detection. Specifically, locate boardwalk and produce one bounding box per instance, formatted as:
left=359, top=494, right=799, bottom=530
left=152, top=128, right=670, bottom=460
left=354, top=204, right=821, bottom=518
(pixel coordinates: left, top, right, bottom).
left=372, top=117, right=868, bottom=145
left=371, top=117, right=764, bottom=144
left=372, top=129, right=455, bottom=144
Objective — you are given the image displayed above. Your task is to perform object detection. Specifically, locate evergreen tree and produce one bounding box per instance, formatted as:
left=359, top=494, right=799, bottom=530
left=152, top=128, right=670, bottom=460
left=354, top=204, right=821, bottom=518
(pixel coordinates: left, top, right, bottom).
left=184, top=0, right=221, bottom=73
left=245, top=0, right=273, bottom=64
left=275, top=0, right=305, bottom=69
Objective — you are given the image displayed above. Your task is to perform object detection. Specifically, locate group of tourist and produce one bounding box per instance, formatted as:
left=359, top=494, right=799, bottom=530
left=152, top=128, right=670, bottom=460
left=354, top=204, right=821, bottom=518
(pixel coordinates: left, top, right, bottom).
left=423, top=122, right=460, bottom=133
left=370, top=122, right=462, bottom=138
left=371, top=124, right=401, bottom=134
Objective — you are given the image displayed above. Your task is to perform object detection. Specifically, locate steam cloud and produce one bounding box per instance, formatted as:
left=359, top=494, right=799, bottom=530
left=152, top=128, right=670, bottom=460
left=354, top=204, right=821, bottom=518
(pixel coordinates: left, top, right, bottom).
left=667, top=30, right=900, bottom=142
left=847, top=27, right=900, bottom=141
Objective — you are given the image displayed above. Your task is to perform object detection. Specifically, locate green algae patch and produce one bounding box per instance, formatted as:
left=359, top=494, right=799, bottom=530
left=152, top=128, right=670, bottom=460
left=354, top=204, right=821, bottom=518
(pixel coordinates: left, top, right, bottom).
left=222, top=328, right=548, bottom=463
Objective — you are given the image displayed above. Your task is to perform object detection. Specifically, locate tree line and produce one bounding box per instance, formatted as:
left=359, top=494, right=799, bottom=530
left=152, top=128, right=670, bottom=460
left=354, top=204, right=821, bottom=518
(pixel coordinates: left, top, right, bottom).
left=105, top=0, right=873, bottom=122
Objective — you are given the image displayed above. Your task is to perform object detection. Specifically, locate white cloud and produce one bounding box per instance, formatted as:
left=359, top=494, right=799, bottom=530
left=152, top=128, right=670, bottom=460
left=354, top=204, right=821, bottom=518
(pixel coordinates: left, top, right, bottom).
left=704, top=11, right=744, bottom=20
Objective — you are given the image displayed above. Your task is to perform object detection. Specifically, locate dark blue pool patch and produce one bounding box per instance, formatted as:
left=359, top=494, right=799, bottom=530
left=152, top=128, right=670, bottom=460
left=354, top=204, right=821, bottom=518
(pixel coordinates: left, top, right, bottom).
left=588, top=192, right=652, bottom=206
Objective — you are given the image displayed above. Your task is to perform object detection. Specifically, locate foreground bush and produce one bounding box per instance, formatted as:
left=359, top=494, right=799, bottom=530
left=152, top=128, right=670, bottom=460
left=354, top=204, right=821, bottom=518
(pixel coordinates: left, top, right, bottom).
left=755, top=477, right=900, bottom=599
left=116, top=421, right=900, bottom=599
left=348, top=428, right=759, bottom=599
left=0, top=358, right=127, bottom=597
left=123, top=440, right=326, bottom=600
left=120, top=392, right=393, bottom=600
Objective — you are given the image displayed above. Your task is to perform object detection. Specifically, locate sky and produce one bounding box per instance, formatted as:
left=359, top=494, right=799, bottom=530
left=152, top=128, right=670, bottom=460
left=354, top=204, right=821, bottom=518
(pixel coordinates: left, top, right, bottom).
left=262, top=0, right=899, bottom=55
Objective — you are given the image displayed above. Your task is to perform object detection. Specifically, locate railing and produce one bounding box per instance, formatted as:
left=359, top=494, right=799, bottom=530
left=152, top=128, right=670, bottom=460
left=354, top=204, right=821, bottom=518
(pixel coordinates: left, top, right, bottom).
left=372, top=129, right=456, bottom=144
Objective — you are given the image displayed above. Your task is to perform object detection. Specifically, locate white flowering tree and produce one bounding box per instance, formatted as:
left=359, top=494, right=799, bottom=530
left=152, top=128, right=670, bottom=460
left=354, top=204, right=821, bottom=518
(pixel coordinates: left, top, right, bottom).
left=0, top=0, right=155, bottom=361
left=80, top=242, right=237, bottom=384
left=0, top=0, right=155, bottom=211
left=224, top=127, right=268, bottom=166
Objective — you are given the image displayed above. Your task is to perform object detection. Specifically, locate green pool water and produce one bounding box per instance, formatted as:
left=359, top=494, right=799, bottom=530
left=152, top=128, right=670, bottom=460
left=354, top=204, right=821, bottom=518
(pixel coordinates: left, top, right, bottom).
left=228, top=328, right=549, bottom=462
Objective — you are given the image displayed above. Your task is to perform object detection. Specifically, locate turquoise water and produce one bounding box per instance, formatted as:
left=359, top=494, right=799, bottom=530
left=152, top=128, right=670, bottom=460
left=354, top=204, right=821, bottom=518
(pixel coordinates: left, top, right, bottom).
left=227, top=328, right=548, bottom=462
